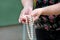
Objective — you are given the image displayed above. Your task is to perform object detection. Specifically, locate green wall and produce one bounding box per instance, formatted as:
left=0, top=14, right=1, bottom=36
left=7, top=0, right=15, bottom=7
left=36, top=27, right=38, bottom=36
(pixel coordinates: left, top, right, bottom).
left=0, top=0, right=23, bottom=26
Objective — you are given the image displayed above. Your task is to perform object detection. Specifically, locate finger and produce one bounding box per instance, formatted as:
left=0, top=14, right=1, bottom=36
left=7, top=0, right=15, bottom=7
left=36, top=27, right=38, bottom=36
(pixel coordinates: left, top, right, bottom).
left=25, top=15, right=30, bottom=23
left=18, top=18, right=21, bottom=23
left=19, top=10, right=26, bottom=23
left=21, top=18, right=26, bottom=23
left=18, top=15, right=22, bottom=23
left=30, top=10, right=37, bottom=17
left=19, top=15, right=27, bottom=23
left=33, top=16, right=39, bottom=21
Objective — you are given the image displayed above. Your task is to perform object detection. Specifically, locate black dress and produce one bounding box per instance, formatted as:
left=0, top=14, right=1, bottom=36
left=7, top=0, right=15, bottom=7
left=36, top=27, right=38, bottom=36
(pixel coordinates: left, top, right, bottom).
left=33, top=0, right=60, bottom=40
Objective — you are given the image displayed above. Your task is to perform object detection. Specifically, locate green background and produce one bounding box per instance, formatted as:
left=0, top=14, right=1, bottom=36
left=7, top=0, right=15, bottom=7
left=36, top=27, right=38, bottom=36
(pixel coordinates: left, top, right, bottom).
left=0, top=0, right=23, bottom=26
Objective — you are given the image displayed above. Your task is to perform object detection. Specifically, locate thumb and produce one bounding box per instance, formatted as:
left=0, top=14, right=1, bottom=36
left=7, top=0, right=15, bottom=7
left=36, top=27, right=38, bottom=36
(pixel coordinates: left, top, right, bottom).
left=30, top=10, right=39, bottom=21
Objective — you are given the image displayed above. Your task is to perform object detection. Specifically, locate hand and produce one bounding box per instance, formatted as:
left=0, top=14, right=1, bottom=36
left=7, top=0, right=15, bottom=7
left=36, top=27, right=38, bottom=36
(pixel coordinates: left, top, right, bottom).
left=30, top=8, right=43, bottom=21
left=18, top=7, right=33, bottom=23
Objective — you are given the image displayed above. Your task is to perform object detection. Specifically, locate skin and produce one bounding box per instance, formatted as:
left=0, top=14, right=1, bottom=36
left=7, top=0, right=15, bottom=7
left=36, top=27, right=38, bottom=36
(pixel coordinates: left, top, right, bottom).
left=18, top=0, right=60, bottom=24
left=30, top=3, right=60, bottom=21
left=18, top=0, right=33, bottom=23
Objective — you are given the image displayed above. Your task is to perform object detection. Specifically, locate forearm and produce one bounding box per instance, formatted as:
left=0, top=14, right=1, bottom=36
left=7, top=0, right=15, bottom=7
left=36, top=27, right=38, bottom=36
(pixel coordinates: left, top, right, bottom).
left=21, top=0, right=33, bottom=8
left=40, top=3, right=60, bottom=15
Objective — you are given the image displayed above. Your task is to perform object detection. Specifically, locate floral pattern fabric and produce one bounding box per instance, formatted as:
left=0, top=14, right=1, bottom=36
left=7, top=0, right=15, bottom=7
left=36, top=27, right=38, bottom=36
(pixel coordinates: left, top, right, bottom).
left=34, top=0, right=60, bottom=8
left=34, top=15, right=60, bottom=31
left=34, top=0, right=60, bottom=31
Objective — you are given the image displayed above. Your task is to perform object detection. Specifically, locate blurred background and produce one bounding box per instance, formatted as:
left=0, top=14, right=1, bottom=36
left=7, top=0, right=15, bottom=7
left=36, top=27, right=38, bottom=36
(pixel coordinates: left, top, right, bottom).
left=0, top=0, right=27, bottom=40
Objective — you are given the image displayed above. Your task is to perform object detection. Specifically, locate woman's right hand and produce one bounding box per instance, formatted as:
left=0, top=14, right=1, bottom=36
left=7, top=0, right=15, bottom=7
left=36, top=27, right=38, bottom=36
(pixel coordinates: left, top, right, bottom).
left=30, top=8, right=43, bottom=21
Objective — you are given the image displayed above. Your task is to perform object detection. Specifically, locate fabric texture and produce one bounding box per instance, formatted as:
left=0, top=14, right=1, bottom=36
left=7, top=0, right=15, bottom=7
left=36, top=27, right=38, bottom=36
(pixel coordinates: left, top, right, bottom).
left=33, top=0, right=60, bottom=40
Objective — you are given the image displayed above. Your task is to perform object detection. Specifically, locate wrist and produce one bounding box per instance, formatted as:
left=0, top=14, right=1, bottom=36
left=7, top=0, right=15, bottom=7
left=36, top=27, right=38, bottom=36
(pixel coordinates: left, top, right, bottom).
left=41, top=8, right=45, bottom=15
left=38, top=7, right=47, bottom=15
left=24, top=2, right=33, bottom=9
left=37, top=8, right=44, bottom=16
left=24, top=6, right=33, bottom=11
